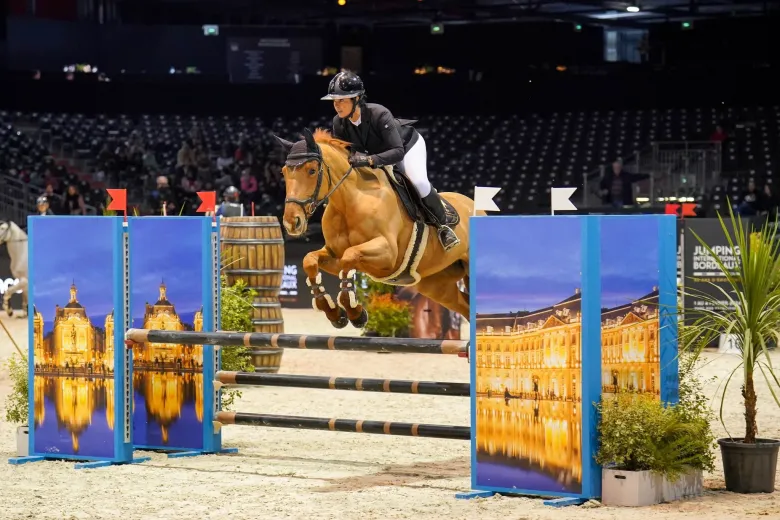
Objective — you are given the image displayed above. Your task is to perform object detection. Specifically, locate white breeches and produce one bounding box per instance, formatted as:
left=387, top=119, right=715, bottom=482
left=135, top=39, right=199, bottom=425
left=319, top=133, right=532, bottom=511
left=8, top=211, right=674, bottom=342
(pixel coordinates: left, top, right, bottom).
left=402, top=134, right=432, bottom=198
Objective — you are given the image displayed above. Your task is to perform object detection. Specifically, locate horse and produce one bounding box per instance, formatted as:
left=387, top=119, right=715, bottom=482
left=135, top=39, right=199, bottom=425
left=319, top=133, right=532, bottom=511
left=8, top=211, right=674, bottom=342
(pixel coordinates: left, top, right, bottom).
left=274, top=128, right=482, bottom=330
left=0, top=220, right=29, bottom=318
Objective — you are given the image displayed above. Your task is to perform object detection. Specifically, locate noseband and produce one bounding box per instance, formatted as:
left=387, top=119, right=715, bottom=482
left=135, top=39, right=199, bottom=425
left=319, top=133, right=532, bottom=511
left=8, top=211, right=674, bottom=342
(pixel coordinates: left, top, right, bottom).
left=284, top=145, right=354, bottom=221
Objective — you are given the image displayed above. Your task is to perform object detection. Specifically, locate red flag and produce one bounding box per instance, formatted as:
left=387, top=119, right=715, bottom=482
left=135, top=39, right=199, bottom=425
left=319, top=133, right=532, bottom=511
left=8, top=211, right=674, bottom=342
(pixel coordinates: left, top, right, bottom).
left=197, top=191, right=216, bottom=213
left=106, top=189, right=127, bottom=212
left=665, top=203, right=697, bottom=218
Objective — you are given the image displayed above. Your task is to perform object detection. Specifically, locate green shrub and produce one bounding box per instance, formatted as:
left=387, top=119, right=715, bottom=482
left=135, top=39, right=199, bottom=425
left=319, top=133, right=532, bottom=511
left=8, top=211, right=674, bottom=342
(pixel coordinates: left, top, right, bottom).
left=219, top=275, right=256, bottom=410
left=3, top=352, right=28, bottom=425
left=364, top=293, right=411, bottom=338
left=595, top=390, right=715, bottom=480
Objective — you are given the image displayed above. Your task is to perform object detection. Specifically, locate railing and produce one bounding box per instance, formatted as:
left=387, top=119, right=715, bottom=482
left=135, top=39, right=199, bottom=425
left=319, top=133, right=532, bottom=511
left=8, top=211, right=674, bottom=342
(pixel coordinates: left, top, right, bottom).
left=0, top=174, right=98, bottom=225
left=649, top=141, right=722, bottom=201
left=580, top=141, right=722, bottom=207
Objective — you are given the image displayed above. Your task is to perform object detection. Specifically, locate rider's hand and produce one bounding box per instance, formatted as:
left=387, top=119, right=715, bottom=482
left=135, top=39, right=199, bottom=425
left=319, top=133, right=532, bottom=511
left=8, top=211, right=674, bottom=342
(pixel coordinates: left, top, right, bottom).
left=349, top=152, right=372, bottom=168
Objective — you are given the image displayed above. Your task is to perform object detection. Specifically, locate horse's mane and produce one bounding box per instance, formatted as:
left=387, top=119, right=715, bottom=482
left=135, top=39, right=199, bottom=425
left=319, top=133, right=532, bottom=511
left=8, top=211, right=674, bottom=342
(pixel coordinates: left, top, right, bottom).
left=312, top=128, right=351, bottom=158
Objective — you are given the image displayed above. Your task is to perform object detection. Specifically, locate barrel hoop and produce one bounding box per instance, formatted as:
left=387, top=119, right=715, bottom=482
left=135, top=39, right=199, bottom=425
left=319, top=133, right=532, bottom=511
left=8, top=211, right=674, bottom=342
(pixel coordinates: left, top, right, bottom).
left=221, top=222, right=281, bottom=228
left=251, top=319, right=285, bottom=325
left=244, top=286, right=285, bottom=291
left=225, top=269, right=285, bottom=275
left=251, top=302, right=282, bottom=308
left=220, top=239, right=285, bottom=245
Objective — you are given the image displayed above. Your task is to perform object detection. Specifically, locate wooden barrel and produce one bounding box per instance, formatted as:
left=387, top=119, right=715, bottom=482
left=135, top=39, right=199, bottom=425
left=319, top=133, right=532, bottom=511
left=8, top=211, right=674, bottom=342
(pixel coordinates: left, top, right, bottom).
left=249, top=297, right=284, bottom=373
left=220, top=216, right=285, bottom=373
left=249, top=349, right=285, bottom=373
left=220, top=216, right=285, bottom=299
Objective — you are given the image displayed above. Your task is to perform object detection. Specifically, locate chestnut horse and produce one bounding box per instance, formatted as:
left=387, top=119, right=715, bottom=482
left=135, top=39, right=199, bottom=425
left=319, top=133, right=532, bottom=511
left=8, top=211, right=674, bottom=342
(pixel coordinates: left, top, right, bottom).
left=275, top=128, right=480, bottom=329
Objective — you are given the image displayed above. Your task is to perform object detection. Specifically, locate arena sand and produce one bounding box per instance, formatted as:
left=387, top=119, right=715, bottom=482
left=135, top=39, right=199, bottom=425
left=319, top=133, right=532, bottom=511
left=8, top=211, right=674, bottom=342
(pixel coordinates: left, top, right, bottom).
left=0, top=311, right=778, bottom=520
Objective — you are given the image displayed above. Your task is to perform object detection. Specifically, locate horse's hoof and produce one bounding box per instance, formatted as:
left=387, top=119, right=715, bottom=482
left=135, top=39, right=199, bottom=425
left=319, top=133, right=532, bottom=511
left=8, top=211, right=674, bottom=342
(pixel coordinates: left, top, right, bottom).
left=5, top=308, right=13, bottom=317
left=350, top=309, right=369, bottom=329
left=331, top=309, right=349, bottom=329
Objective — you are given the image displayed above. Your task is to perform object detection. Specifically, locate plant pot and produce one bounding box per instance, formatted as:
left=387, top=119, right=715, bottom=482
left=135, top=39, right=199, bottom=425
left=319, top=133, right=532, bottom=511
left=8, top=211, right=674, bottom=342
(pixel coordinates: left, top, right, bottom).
left=16, top=425, right=28, bottom=457
left=602, top=469, right=664, bottom=506
left=718, top=437, right=780, bottom=493
left=601, top=468, right=703, bottom=506
left=662, top=468, right=703, bottom=502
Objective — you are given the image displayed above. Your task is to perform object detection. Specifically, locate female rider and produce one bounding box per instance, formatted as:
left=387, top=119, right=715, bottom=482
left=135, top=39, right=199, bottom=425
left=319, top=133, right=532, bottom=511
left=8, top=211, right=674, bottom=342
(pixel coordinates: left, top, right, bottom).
left=321, top=71, right=460, bottom=251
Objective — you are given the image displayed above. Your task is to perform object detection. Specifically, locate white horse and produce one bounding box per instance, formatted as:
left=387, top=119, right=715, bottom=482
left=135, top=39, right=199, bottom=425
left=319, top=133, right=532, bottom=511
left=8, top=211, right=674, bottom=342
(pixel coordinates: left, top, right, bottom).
left=0, top=220, right=28, bottom=318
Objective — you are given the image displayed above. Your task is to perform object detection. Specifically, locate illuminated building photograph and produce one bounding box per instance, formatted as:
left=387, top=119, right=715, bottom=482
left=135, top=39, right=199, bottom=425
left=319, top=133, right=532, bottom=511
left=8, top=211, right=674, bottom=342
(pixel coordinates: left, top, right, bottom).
left=600, top=217, right=661, bottom=397
left=472, top=217, right=584, bottom=495
left=130, top=218, right=206, bottom=451
left=30, top=218, right=118, bottom=458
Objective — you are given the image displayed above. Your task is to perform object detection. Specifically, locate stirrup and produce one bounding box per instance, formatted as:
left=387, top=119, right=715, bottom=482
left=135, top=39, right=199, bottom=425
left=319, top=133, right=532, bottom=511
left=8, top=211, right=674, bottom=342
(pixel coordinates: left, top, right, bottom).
left=438, top=225, right=460, bottom=251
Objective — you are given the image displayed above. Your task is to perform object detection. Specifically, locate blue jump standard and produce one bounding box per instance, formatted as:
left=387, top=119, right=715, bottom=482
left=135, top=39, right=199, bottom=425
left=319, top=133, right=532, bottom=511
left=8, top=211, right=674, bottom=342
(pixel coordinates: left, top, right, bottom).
left=8, top=455, right=152, bottom=469
left=455, top=490, right=588, bottom=507
left=167, top=447, right=239, bottom=459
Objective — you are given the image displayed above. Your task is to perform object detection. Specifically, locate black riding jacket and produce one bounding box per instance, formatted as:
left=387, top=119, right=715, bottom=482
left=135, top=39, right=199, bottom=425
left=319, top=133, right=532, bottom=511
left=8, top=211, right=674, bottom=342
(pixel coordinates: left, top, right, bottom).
left=332, top=103, right=419, bottom=169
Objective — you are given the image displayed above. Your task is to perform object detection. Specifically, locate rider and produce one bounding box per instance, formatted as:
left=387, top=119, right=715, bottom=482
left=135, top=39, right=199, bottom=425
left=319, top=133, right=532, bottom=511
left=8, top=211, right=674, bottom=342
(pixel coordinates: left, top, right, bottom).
left=321, top=71, right=460, bottom=251
left=36, top=196, right=54, bottom=216
left=215, top=186, right=245, bottom=217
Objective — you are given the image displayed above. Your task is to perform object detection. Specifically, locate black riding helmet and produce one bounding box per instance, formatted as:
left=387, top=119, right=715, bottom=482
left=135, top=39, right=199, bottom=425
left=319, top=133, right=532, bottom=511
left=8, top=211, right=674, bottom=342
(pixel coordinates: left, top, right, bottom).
left=322, top=71, right=365, bottom=119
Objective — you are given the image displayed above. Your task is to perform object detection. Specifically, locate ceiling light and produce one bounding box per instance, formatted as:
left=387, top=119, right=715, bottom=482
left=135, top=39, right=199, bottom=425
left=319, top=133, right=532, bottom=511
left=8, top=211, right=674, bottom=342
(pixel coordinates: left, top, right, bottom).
left=626, top=5, right=640, bottom=12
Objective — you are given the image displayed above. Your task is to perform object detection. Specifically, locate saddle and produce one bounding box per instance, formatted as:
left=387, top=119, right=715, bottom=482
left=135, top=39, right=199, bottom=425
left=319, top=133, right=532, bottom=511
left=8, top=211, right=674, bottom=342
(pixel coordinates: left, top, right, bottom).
left=381, top=167, right=460, bottom=229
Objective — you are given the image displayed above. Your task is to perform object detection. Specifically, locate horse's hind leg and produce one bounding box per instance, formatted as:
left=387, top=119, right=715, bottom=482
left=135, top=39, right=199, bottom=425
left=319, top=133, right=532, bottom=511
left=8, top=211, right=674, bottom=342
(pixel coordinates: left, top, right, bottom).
left=414, top=263, right=470, bottom=319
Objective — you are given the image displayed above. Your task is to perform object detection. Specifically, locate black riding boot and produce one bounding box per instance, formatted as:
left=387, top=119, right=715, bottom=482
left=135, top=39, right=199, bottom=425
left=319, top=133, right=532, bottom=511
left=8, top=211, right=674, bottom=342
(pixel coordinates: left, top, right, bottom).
left=421, top=189, right=461, bottom=251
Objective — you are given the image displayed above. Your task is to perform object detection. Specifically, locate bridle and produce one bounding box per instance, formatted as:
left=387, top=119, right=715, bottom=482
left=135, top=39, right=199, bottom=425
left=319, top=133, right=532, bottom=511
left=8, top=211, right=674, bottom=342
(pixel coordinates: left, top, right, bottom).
left=0, top=221, right=27, bottom=244
left=284, top=143, right=354, bottom=221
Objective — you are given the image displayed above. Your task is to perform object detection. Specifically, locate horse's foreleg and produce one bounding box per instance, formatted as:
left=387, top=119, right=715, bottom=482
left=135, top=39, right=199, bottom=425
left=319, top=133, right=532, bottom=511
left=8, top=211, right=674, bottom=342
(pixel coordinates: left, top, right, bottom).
left=339, top=237, right=395, bottom=329
left=302, top=247, right=348, bottom=329
left=14, top=278, right=29, bottom=318
left=2, top=288, right=12, bottom=317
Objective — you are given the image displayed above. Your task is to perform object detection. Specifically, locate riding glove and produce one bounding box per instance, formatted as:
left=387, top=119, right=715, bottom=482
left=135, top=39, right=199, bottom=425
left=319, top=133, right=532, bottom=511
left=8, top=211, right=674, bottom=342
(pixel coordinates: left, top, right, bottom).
left=349, top=152, right=372, bottom=168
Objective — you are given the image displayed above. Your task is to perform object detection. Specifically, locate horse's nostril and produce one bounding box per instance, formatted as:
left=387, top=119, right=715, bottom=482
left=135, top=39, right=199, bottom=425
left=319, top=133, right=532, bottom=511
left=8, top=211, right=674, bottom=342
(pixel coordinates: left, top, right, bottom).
left=294, top=216, right=302, bottom=229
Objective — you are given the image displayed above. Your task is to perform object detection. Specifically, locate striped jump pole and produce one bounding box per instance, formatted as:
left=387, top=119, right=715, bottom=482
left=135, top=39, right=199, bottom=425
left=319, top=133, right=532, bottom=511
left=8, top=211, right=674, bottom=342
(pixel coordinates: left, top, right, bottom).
left=214, top=411, right=470, bottom=440
left=125, top=328, right=468, bottom=355
left=215, top=371, right=470, bottom=397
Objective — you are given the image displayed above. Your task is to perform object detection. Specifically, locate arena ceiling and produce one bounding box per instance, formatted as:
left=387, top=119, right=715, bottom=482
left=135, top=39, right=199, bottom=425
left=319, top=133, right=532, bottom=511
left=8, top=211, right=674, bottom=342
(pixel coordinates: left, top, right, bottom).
left=123, top=0, right=777, bottom=27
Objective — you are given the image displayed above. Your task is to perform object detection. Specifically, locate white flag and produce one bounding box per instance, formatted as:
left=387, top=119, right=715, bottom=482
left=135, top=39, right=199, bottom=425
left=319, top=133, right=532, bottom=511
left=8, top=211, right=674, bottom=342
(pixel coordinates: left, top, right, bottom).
left=551, top=187, right=577, bottom=213
left=474, top=186, right=501, bottom=213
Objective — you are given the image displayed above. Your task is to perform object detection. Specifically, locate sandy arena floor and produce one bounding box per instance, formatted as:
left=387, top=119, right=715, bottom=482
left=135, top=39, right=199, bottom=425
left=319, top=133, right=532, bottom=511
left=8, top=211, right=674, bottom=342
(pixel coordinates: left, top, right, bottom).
left=0, top=310, right=779, bottom=520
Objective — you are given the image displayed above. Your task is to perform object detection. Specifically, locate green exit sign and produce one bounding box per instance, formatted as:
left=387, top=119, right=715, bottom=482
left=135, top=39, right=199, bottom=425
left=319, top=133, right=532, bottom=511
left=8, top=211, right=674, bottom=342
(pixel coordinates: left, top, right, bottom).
left=431, top=23, right=444, bottom=35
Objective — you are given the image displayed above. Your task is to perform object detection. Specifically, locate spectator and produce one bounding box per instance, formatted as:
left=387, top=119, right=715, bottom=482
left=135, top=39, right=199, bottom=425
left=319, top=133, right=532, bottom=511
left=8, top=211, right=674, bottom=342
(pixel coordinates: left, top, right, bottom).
left=598, top=160, right=650, bottom=208
left=240, top=167, right=258, bottom=202
left=148, top=175, right=176, bottom=215
left=216, top=143, right=234, bottom=171
left=710, top=125, right=728, bottom=143
left=176, top=141, right=196, bottom=170
left=35, top=196, right=54, bottom=216
left=181, top=168, right=201, bottom=193
left=738, top=179, right=765, bottom=216
left=63, top=185, right=86, bottom=215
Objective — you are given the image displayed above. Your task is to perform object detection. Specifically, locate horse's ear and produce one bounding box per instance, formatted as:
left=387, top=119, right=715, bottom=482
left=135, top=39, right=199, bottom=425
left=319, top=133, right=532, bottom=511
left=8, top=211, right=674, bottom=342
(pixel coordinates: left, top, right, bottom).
left=303, top=128, right=318, bottom=154
left=272, top=134, right=294, bottom=154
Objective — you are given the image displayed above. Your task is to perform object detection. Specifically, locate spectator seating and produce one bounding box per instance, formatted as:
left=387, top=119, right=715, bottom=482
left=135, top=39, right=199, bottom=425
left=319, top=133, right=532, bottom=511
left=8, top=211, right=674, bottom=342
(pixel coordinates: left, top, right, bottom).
left=1, top=104, right=777, bottom=219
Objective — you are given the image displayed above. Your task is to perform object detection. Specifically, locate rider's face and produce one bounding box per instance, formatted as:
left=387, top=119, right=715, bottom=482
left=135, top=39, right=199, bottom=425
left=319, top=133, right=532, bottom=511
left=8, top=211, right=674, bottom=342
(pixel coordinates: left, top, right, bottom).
left=333, top=98, right=356, bottom=119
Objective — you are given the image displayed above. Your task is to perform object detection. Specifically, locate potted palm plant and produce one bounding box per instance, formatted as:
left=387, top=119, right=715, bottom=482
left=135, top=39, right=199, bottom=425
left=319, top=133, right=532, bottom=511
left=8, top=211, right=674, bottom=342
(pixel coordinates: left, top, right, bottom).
left=4, top=351, right=29, bottom=456
left=681, top=207, right=780, bottom=493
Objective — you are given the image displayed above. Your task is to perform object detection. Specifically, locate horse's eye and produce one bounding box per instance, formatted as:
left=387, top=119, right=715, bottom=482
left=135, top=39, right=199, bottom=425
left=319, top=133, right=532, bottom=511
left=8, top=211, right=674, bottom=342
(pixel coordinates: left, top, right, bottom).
left=309, top=168, right=317, bottom=176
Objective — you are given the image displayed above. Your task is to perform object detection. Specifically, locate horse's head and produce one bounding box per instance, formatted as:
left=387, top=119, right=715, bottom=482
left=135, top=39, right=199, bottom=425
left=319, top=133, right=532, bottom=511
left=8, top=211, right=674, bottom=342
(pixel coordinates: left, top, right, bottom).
left=0, top=220, right=12, bottom=245
left=274, top=128, right=349, bottom=237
